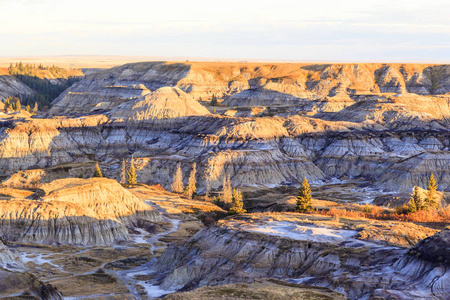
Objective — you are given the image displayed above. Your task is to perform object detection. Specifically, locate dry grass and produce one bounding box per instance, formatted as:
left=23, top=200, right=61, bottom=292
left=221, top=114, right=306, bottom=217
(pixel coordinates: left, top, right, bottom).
left=318, top=205, right=450, bottom=224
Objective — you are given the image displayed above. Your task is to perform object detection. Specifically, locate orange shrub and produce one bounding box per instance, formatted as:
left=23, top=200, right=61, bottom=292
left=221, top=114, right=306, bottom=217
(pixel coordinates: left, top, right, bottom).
left=318, top=206, right=450, bottom=223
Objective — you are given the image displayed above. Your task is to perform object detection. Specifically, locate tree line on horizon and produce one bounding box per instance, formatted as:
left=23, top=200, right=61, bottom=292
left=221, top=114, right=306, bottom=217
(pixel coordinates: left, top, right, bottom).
left=7, top=62, right=82, bottom=110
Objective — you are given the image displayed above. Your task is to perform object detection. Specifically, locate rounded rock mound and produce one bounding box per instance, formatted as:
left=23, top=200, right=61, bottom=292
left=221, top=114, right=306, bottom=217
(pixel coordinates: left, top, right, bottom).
left=410, top=229, right=450, bottom=266
left=111, top=86, right=210, bottom=121
left=0, top=178, right=161, bottom=245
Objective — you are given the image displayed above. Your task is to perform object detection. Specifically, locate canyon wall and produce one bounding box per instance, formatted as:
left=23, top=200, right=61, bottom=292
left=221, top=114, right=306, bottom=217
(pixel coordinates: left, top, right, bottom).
left=1, top=62, right=449, bottom=195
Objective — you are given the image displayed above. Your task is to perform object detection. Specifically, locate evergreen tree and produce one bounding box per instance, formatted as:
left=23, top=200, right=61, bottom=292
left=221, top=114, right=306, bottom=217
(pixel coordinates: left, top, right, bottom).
left=120, top=158, right=127, bottom=184
left=408, top=186, right=422, bottom=213
left=4, top=97, right=11, bottom=110
left=184, top=163, right=197, bottom=199
left=213, top=193, right=222, bottom=206
left=26, top=105, right=31, bottom=112
left=229, top=188, right=246, bottom=214
left=93, top=162, right=103, bottom=177
left=14, top=99, right=21, bottom=111
left=424, top=174, right=439, bottom=209
left=211, top=94, right=218, bottom=106
left=127, top=157, right=137, bottom=185
left=33, top=102, right=38, bottom=113
left=171, top=163, right=184, bottom=193
left=296, top=177, right=314, bottom=212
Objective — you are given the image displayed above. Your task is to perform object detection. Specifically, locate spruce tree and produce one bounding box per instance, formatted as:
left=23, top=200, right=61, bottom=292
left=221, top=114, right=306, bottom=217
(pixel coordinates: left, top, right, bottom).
left=33, top=102, right=38, bottom=112
left=184, top=163, right=197, bottom=199
left=424, top=174, right=439, bottom=209
left=408, top=186, right=422, bottom=213
left=229, top=188, right=246, bottom=214
left=26, top=105, right=31, bottom=113
left=296, top=177, right=314, bottom=212
left=4, top=98, right=11, bottom=111
left=171, top=163, right=184, bottom=193
left=127, top=157, right=137, bottom=185
left=93, top=162, right=103, bottom=178
left=211, top=94, right=218, bottom=106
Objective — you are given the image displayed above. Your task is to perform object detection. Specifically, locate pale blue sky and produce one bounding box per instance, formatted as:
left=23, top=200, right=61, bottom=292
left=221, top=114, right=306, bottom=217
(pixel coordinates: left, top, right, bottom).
left=1, top=0, right=449, bottom=62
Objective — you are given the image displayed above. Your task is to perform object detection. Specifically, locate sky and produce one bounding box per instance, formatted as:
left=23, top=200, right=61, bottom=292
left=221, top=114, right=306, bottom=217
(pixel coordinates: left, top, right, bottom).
left=1, top=0, right=450, bottom=62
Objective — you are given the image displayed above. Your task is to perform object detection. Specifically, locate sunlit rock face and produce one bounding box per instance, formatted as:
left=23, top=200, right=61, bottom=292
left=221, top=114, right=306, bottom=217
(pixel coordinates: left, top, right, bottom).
left=0, top=178, right=161, bottom=245
left=0, top=74, right=35, bottom=100
left=50, top=62, right=450, bottom=117
left=109, top=86, right=210, bottom=121
left=1, top=62, right=450, bottom=193
left=0, top=113, right=450, bottom=192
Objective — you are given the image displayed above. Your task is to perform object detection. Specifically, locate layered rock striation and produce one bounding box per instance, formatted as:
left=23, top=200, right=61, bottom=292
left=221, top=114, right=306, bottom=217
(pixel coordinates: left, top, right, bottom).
left=0, top=178, right=161, bottom=245
left=1, top=61, right=450, bottom=194
left=153, top=221, right=449, bottom=299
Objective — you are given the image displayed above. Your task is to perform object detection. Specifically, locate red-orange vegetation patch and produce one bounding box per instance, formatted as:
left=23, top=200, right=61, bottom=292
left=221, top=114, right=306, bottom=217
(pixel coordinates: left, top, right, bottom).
left=318, top=206, right=450, bottom=224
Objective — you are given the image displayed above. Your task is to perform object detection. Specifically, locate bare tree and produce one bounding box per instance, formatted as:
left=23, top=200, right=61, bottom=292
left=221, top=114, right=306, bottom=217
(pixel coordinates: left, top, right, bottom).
left=171, top=163, right=184, bottom=193
left=184, top=163, right=197, bottom=199
left=120, top=158, right=126, bottom=184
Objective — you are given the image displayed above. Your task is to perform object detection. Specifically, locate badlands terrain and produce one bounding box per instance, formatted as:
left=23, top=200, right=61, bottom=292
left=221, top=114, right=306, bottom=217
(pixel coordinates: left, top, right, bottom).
left=0, top=61, right=449, bottom=299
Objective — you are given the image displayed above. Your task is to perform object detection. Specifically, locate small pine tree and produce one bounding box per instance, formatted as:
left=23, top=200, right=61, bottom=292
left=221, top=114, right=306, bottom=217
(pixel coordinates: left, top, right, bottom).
left=26, top=105, right=31, bottom=112
left=171, top=163, right=184, bottom=193
left=78, top=173, right=84, bottom=179
left=211, top=94, right=218, bottom=106
left=15, top=99, right=21, bottom=111
left=127, top=157, right=137, bottom=185
left=424, top=174, right=439, bottom=209
left=229, top=188, right=246, bottom=214
left=363, top=202, right=372, bottom=213
left=93, top=162, right=103, bottom=177
left=184, top=163, right=197, bottom=199
left=213, top=193, right=222, bottom=206
left=120, top=158, right=127, bottom=184
left=4, top=97, right=11, bottom=110
left=408, top=186, right=422, bottom=213
left=33, top=101, right=38, bottom=113
left=296, top=177, right=314, bottom=212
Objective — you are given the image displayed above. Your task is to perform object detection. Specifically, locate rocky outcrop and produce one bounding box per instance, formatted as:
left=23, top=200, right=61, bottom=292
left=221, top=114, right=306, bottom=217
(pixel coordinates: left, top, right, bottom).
left=49, top=62, right=450, bottom=116
left=0, top=74, right=35, bottom=100
left=0, top=178, right=161, bottom=245
left=408, top=229, right=450, bottom=266
left=1, top=61, right=450, bottom=194
left=1, top=239, right=63, bottom=299
left=393, top=229, right=450, bottom=298
left=0, top=240, right=23, bottom=269
left=152, top=221, right=448, bottom=299
left=1, top=110, right=450, bottom=192
left=109, top=86, right=210, bottom=121
left=0, top=269, right=63, bottom=300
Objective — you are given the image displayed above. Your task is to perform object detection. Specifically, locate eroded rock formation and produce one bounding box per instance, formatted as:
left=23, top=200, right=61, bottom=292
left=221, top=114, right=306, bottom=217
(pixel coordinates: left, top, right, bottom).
left=152, top=219, right=448, bottom=299
left=0, top=178, right=161, bottom=245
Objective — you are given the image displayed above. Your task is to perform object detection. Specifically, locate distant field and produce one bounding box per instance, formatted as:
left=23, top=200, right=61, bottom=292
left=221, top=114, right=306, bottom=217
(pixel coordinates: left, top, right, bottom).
left=0, top=56, right=167, bottom=69
left=0, top=55, right=260, bottom=69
